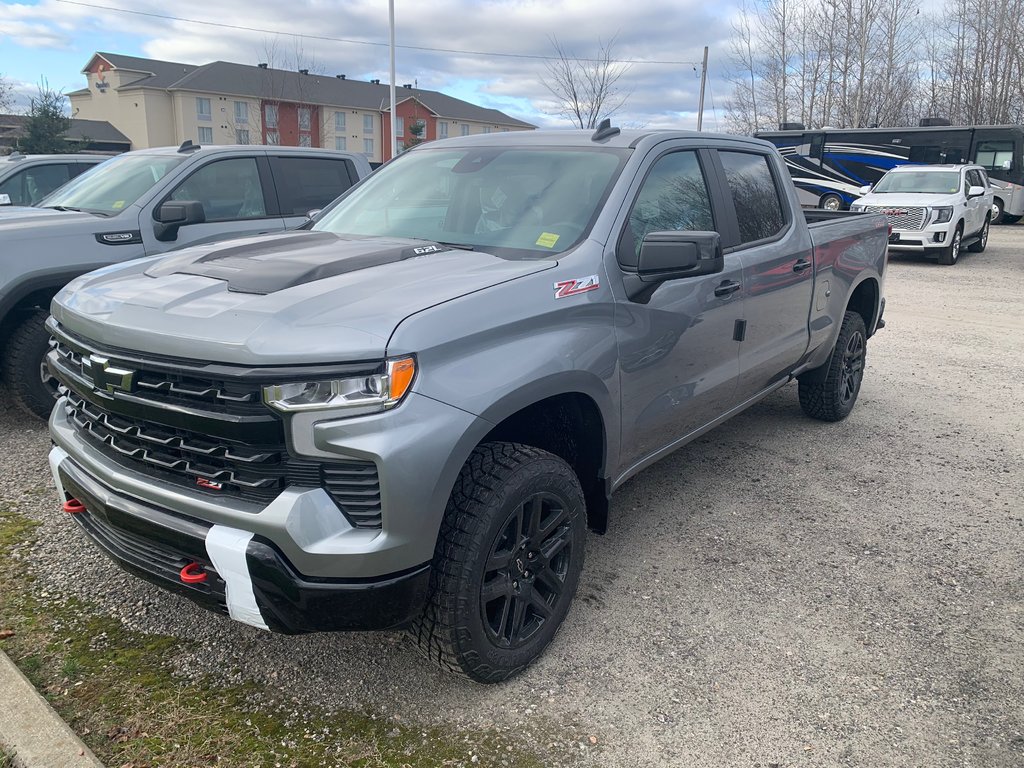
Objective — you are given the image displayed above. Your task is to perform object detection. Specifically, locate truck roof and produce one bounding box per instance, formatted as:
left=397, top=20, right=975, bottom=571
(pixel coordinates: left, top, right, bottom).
left=416, top=128, right=771, bottom=152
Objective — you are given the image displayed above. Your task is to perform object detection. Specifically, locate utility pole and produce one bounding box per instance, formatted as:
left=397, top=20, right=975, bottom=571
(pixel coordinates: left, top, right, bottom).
left=389, top=0, right=397, bottom=161
left=697, top=45, right=709, bottom=131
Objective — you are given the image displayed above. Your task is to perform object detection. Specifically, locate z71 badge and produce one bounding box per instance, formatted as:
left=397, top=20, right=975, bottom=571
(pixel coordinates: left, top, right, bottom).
left=554, top=275, right=600, bottom=299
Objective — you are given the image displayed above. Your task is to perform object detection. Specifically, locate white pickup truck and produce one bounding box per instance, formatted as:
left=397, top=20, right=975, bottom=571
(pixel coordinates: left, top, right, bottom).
left=851, top=164, right=994, bottom=265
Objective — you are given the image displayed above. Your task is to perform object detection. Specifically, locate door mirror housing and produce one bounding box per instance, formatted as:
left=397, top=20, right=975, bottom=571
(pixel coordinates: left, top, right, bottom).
left=858, top=184, right=872, bottom=195
left=624, top=230, right=723, bottom=302
left=967, top=185, right=986, bottom=198
left=153, top=200, right=206, bottom=241
left=306, top=208, right=322, bottom=220
left=1002, top=159, right=1012, bottom=171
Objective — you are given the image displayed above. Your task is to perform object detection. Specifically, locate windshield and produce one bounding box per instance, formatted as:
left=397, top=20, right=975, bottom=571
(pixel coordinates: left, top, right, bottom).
left=312, top=146, right=629, bottom=257
left=872, top=170, right=961, bottom=194
left=39, top=153, right=186, bottom=215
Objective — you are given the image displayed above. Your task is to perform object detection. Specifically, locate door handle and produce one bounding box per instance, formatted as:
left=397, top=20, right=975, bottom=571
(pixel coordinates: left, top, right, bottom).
left=714, top=279, right=742, bottom=297
left=793, top=258, right=813, bottom=273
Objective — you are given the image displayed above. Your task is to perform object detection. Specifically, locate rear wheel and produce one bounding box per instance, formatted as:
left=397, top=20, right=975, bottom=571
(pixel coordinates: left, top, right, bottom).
left=411, top=442, right=586, bottom=682
left=2, top=310, right=59, bottom=420
left=798, top=311, right=867, bottom=422
left=992, top=198, right=1004, bottom=224
left=937, top=223, right=963, bottom=265
left=819, top=193, right=843, bottom=211
left=968, top=215, right=990, bottom=252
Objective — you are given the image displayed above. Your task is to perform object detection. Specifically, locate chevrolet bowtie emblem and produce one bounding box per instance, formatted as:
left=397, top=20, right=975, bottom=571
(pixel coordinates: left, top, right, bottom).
left=83, top=354, right=135, bottom=394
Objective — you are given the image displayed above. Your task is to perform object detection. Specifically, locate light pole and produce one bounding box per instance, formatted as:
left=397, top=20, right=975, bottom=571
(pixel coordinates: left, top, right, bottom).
left=389, top=0, right=397, bottom=160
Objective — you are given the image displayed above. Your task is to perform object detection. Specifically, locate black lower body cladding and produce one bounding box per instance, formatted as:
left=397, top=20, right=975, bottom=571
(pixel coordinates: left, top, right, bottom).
left=57, top=458, right=430, bottom=633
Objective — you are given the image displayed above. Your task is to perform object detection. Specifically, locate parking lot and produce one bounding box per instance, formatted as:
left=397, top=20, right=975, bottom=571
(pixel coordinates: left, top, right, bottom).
left=1, top=226, right=1022, bottom=767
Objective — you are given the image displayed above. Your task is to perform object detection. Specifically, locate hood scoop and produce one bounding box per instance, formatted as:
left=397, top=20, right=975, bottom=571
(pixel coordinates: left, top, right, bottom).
left=145, top=231, right=452, bottom=294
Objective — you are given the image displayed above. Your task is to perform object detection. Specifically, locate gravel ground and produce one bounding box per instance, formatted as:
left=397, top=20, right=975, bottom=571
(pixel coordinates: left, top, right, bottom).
left=1, top=226, right=1022, bottom=767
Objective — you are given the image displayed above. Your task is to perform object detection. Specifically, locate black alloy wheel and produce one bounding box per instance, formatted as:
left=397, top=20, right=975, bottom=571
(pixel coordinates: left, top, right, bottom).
left=838, top=326, right=866, bottom=408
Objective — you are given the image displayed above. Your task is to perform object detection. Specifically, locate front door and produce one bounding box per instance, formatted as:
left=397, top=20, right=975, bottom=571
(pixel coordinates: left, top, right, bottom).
left=614, top=148, right=744, bottom=471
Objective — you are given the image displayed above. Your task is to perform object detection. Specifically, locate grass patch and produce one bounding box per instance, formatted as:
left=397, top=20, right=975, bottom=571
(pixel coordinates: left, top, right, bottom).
left=0, top=508, right=581, bottom=767
left=0, top=745, right=17, bottom=768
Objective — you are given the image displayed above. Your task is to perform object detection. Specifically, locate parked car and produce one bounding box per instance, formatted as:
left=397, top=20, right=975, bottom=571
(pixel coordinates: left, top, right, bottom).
left=0, top=142, right=371, bottom=418
left=46, top=126, right=888, bottom=682
left=0, top=153, right=106, bottom=207
left=851, top=164, right=994, bottom=264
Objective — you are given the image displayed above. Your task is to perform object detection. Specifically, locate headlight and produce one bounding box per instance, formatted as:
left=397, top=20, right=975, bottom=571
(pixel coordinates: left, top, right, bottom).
left=933, top=206, right=953, bottom=223
left=263, top=357, right=416, bottom=414
left=850, top=204, right=864, bottom=212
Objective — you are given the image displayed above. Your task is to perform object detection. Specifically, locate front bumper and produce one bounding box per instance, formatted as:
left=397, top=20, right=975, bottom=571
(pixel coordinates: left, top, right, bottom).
left=52, top=449, right=430, bottom=633
left=887, top=224, right=952, bottom=251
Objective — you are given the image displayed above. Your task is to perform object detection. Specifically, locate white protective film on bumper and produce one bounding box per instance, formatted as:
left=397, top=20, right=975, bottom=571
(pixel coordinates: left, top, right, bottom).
left=48, top=445, right=69, bottom=504
left=205, top=525, right=270, bottom=631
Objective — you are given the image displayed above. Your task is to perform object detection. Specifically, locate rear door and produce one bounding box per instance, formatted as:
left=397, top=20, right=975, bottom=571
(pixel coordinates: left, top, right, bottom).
left=267, top=154, right=360, bottom=227
left=614, top=145, right=744, bottom=469
left=711, top=148, right=814, bottom=400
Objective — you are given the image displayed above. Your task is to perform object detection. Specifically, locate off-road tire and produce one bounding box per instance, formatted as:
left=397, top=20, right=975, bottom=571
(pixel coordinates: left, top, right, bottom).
left=968, top=215, right=990, bottom=253
left=938, top=223, right=963, bottom=265
left=798, top=310, right=867, bottom=422
left=2, top=310, right=58, bottom=420
left=411, top=441, right=586, bottom=683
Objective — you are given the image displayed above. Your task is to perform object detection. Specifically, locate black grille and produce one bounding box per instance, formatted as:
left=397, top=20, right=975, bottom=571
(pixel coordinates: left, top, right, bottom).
left=50, top=323, right=384, bottom=529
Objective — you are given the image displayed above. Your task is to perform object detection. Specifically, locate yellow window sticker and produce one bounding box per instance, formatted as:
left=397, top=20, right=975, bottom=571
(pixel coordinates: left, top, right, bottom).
left=111, top=200, right=126, bottom=210
left=536, top=232, right=560, bottom=248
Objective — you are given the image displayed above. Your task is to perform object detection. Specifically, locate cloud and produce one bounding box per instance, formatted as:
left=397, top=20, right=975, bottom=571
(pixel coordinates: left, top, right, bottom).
left=4, top=0, right=742, bottom=130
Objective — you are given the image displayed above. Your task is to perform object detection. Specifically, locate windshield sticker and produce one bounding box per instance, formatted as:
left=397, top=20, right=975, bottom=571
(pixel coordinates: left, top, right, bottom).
left=111, top=200, right=125, bottom=210
left=554, top=275, right=599, bottom=299
left=536, top=232, right=560, bottom=248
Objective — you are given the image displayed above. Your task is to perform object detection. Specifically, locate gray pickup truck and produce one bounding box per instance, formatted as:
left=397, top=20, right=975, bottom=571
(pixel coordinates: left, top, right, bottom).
left=0, top=143, right=371, bottom=419
left=46, top=125, right=888, bottom=682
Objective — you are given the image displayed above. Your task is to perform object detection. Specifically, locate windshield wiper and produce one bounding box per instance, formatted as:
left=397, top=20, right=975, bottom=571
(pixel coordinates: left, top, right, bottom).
left=44, top=205, right=83, bottom=211
left=436, top=241, right=475, bottom=251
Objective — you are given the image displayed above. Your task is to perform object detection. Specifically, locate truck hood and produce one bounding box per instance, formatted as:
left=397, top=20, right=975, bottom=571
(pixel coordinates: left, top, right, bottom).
left=0, top=207, right=111, bottom=240
left=857, top=192, right=958, bottom=208
left=53, top=230, right=556, bottom=364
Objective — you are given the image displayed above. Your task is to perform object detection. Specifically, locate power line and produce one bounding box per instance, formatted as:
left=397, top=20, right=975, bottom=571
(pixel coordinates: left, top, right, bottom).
left=54, top=0, right=702, bottom=66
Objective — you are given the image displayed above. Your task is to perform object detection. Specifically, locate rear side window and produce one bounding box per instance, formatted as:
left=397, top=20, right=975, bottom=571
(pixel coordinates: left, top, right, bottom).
left=620, top=150, right=714, bottom=268
left=169, top=157, right=267, bottom=221
left=270, top=156, right=356, bottom=215
left=718, top=151, right=785, bottom=244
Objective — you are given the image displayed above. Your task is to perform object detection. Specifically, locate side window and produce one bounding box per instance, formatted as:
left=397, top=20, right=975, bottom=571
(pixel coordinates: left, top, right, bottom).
left=0, top=169, right=28, bottom=205
left=718, top=151, right=785, bottom=245
left=71, top=162, right=98, bottom=179
left=169, top=157, right=267, bottom=221
left=10, top=164, right=74, bottom=205
left=270, top=156, right=356, bottom=215
left=619, top=150, right=714, bottom=268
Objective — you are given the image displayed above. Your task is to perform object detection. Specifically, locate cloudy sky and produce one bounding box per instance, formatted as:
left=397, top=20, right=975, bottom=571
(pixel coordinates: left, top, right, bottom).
left=0, top=0, right=740, bottom=131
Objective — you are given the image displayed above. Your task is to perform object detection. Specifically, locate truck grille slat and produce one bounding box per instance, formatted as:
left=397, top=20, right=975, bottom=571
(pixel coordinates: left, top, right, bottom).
left=862, top=205, right=927, bottom=230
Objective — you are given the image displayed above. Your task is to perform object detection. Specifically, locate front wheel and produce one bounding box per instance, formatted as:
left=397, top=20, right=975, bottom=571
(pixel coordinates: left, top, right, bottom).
left=937, top=223, right=963, bottom=265
left=2, top=310, right=60, bottom=420
left=968, top=216, right=990, bottom=253
left=819, top=193, right=843, bottom=211
left=411, top=442, right=586, bottom=682
left=798, top=311, right=867, bottom=422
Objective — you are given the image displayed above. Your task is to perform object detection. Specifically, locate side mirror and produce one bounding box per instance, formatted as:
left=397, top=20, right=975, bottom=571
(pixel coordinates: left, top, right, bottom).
left=306, top=208, right=322, bottom=220
left=1002, top=159, right=1012, bottom=171
left=0, top=193, right=10, bottom=206
left=967, top=185, right=986, bottom=198
left=624, top=230, right=723, bottom=302
left=858, top=184, right=872, bottom=195
left=153, top=200, right=206, bottom=241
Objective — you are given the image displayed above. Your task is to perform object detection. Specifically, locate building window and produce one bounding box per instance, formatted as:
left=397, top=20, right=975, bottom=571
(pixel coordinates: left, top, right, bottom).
left=502, top=128, right=510, bottom=132
left=298, top=107, right=311, bottom=131
left=395, top=117, right=404, bottom=137
left=299, top=134, right=312, bottom=147
left=438, top=121, right=448, bottom=139
left=265, top=104, right=278, bottom=128
left=460, top=124, right=470, bottom=136
left=198, top=126, right=213, bottom=143
left=484, top=126, right=492, bottom=134
left=267, top=130, right=280, bottom=145
left=236, top=128, right=250, bottom=144
left=234, top=101, right=248, bottom=123
left=335, top=136, right=347, bottom=151
left=363, top=138, right=374, bottom=156
left=196, top=97, right=211, bottom=121
left=335, top=111, right=346, bottom=131
left=363, top=114, right=374, bottom=133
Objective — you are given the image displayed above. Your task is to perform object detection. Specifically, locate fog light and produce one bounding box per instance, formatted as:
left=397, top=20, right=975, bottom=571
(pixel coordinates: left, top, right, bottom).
left=934, top=232, right=946, bottom=242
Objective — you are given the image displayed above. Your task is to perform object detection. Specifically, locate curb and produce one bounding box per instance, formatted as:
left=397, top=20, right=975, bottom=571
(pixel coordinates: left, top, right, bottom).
left=0, top=650, right=105, bottom=768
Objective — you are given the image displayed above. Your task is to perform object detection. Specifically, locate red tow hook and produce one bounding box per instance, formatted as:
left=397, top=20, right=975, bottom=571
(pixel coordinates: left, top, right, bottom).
left=180, top=562, right=208, bottom=584
left=62, top=498, right=86, bottom=514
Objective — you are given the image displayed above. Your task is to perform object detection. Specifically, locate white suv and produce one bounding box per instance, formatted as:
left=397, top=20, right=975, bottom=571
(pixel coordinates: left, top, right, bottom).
left=851, top=164, right=993, bottom=265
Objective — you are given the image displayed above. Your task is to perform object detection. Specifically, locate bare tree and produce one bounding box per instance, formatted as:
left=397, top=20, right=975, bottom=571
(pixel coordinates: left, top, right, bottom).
left=542, top=35, right=632, bottom=129
left=0, top=74, right=12, bottom=113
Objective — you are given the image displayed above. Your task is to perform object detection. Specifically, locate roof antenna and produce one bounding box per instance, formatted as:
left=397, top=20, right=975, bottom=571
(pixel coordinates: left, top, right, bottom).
left=591, top=118, right=620, bottom=142
left=178, top=139, right=201, bottom=153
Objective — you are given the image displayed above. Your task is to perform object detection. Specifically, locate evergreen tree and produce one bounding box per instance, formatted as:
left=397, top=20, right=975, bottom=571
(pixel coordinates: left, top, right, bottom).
left=19, top=81, right=73, bottom=154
